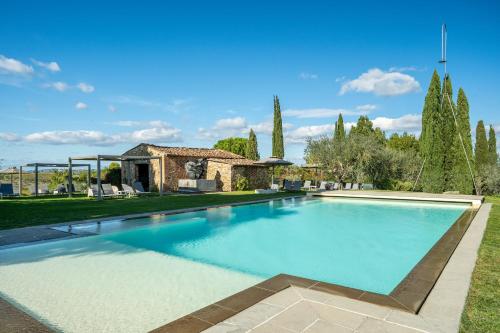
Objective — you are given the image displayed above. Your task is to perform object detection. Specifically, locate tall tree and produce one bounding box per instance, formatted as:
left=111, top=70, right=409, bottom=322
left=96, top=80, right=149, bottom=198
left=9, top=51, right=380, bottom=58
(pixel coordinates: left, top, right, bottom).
left=448, top=88, right=474, bottom=194
left=349, top=115, right=374, bottom=137
left=420, top=70, right=444, bottom=193
left=246, top=129, right=260, bottom=160
left=272, top=95, right=284, bottom=158
left=441, top=75, right=456, bottom=190
left=475, top=120, right=489, bottom=173
left=333, top=113, right=346, bottom=143
left=488, top=125, right=498, bottom=165
left=214, top=137, right=248, bottom=156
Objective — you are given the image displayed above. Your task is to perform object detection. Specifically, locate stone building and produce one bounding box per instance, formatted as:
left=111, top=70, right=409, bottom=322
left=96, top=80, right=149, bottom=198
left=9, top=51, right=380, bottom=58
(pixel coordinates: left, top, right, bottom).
left=122, top=143, right=268, bottom=192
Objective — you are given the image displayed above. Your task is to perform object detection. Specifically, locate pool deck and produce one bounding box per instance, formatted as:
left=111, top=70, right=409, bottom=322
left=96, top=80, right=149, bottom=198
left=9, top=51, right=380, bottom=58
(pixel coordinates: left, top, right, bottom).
left=0, top=192, right=491, bottom=332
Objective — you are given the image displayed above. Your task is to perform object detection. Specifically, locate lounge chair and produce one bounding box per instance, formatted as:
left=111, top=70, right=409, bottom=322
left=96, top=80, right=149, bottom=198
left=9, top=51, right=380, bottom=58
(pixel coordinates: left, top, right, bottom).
left=0, top=183, right=16, bottom=198
left=101, top=183, right=116, bottom=196
left=352, top=183, right=359, bottom=190
left=332, top=182, right=339, bottom=190
left=362, top=183, right=374, bottom=190
left=122, top=183, right=137, bottom=196
left=133, top=181, right=151, bottom=194
left=270, top=183, right=279, bottom=191
left=318, top=181, right=327, bottom=191
left=343, top=183, right=352, bottom=190
left=301, top=180, right=317, bottom=191
left=112, top=185, right=125, bottom=196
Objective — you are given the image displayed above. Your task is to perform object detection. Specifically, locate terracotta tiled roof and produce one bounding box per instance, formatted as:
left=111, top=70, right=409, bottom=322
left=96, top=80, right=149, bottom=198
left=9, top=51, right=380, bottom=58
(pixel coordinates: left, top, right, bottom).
left=142, top=143, right=245, bottom=159
left=207, top=158, right=265, bottom=167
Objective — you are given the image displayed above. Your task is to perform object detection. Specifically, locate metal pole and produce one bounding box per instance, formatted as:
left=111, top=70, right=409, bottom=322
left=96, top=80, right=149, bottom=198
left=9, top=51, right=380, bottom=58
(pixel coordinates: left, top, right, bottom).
left=19, top=166, right=23, bottom=196
left=35, top=164, right=39, bottom=197
left=96, top=156, right=102, bottom=200
left=68, top=158, right=73, bottom=197
left=159, top=157, right=163, bottom=195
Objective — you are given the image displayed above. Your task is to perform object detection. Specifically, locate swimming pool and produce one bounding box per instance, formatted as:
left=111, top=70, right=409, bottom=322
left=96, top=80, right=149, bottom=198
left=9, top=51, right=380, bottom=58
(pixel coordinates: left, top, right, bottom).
left=0, top=197, right=469, bottom=332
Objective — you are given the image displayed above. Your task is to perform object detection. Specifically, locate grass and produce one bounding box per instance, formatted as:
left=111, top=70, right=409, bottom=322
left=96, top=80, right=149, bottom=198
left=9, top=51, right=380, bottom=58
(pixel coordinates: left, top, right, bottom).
left=0, top=191, right=304, bottom=230
left=460, top=196, right=500, bottom=333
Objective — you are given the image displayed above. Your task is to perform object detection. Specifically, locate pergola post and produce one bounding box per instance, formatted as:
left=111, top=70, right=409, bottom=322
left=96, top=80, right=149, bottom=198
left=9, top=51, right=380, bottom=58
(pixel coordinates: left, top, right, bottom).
left=34, top=164, right=39, bottom=197
left=19, top=166, right=23, bottom=196
left=96, top=155, right=102, bottom=200
left=159, top=157, right=163, bottom=195
left=87, top=165, right=91, bottom=189
left=68, top=158, right=73, bottom=197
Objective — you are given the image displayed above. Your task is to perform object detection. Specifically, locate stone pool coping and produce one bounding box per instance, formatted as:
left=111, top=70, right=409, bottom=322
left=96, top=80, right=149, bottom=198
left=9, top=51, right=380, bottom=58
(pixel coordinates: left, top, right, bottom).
left=150, top=193, right=484, bottom=332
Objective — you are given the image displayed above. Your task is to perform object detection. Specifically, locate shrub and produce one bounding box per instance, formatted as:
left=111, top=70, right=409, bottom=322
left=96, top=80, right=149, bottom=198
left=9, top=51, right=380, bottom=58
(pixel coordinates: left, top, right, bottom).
left=235, top=175, right=249, bottom=191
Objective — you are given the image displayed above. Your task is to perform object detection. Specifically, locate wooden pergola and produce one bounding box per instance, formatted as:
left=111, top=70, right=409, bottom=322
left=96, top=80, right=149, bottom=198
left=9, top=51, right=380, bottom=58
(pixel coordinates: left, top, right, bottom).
left=22, top=163, right=91, bottom=196
left=69, top=155, right=163, bottom=200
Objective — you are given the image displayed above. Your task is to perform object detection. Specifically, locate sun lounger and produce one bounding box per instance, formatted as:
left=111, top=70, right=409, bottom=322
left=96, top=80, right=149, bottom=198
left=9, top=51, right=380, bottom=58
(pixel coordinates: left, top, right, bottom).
left=343, top=183, right=352, bottom=190
left=352, top=183, right=359, bottom=190
left=284, top=180, right=302, bottom=191
left=332, top=182, right=339, bottom=190
left=122, top=183, right=137, bottom=196
left=271, top=183, right=279, bottom=190
left=318, top=181, right=327, bottom=190
left=101, top=183, right=116, bottom=196
left=87, top=184, right=114, bottom=198
left=362, top=183, right=374, bottom=190
left=133, top=181, right=151, bottom=194
left=301, top=180, right=317, bottom=191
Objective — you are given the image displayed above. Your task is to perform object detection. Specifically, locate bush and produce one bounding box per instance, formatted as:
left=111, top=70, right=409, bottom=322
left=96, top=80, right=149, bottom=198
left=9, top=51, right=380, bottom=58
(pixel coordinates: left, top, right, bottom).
left=391, top=180, right=414, bottom=191
left=235, top=175, right=249, bottom=191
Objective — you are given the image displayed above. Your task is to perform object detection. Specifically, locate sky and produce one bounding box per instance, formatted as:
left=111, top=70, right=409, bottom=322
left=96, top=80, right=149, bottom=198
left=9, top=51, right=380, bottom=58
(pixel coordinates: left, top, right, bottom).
left=1, top=0, right=499, bottom=167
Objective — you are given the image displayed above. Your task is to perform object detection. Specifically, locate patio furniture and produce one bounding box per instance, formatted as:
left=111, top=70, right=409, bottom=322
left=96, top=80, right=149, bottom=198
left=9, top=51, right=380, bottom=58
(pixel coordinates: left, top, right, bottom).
left=0, top=183, right=17, bottom=198
left=301, top=180, right=317, bottom=191
left=270, top=183, right=279, bottom=191
left=362, top=183, right=374, bottom=190
left=344, top=183, right=352, bottom=190
left=255, top=156, right=293, bottom=189
left=101, top=183, right=116, bottom=196
left=318, top=181, right=327, bottom=190
left=122, top=183, right=137, bottom=196
left=133, top=181, right=151, bottom=194
left=284, top=180, right=302, bottom=191
left=352, top=183, right=359, bottom=190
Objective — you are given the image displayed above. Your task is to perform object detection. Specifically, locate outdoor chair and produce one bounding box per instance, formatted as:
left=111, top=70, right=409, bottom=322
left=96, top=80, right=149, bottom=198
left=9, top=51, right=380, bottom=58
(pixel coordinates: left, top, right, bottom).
left=352, top=183, right=359, bottom=190
left=362, top=183, right=374, bottom=190
left=270, top=183, right=279, bottom=191
left=0, top=183, right=16, bottom=198
left=122, top=183, right=137, bottom=196
left=101, top=183, right=116, bottom=196
left=332, top=182, right=339, bottom=190
left=301, top=180, right=317, bottom=191
left=133, top=181, right=151, bottom=194
left=344, top=183, right=352, bottom=190
left=318, top=181, right=327, bottom=191
left=112, top=185, right=127, bottom=197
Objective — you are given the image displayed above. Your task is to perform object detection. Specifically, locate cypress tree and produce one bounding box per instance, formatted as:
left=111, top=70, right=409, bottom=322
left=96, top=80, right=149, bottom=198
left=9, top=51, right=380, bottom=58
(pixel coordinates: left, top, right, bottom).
left=448, top=88, right=474, bottom=194
left=246, top=129, right=259, bottom=160
left=488, top=125, right=498, bottom=165
left=420, top=70, right=444, bottom=193
left=272, top=95, right=284, bottom=158
left=333, top=113, right=346, bottom=143
left=441, top=75, right=456, bottom=190
left=475, top=120, right=489, bottom=173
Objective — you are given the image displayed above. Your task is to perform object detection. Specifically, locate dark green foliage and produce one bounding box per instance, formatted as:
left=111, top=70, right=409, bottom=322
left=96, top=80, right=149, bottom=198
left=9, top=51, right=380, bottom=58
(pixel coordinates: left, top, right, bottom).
left=246, top=129, right=260, bottom=160
left=441, top=75, right=457, bottom=190
left=475, top=120, right=489, bottom=173
left=333, top=113, right=346, bottom=143
left=448, top=88, right=474, bottom=194
left=235, top=175, right=249, bottom=191
left=214, top=137, right=248, bottom=156
left=349, top=115, right=374, bottom=137
left=102, top=162, right=121, bottom=187
left=488, top=125, right=498, bottom=166
left=387, top=132, right=419, bottom=152
left=272, top=95, right=284, bottom=158
left=420, top=70, right=444, bottom=193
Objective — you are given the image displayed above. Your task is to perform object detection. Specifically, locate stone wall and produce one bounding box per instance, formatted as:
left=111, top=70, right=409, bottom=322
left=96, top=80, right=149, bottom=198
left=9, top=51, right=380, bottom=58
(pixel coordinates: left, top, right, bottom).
left=206, top=161, right=232, bottom=191
left=232, top=166, right=269, bottom=191
left=121, top=144, right=161, bottom=191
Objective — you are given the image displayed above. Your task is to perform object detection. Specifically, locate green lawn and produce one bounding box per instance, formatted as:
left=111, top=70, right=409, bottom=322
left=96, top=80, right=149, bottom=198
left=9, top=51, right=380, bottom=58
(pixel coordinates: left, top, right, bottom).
left=460, top=196, right=500, bottom=332
left=0, top=191, right=304, bottom=230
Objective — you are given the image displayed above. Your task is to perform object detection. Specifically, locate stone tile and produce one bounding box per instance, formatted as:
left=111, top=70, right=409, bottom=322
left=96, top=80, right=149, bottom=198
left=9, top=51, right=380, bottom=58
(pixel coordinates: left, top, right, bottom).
left=268, top=301, right=318, bottom=332
left=260, top=287, right=301, bottom=308
left=356, top=317, right=421, bottom=333
left=216, top=287, right=274, bottom=313
left=385, top=310, right=437, bottom=332
left=322, top=293, right=391, bottom=319
left=310, top=282, right=364, bottom=299
left=304, top=320, right=353, bottom=333
left=308, top=301, right=366, bottom=330
left=0, top=297, right=54, bottom=333
left=151, top=315, right=212, bottom=333
left=192, top=304, right=238, bottom=325
left=224, top=303, right=283, bottom=329
left=250, top=322, right=296, bottom=333
left=358, top=293, right=409, bottom=312
left=202, top=322, right=248, bottom=333
left=292, top=286, right=333, bottom=303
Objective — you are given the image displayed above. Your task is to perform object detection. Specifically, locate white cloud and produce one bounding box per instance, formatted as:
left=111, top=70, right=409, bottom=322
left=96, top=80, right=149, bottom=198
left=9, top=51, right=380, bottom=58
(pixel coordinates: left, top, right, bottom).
left=0, top=55, right=34, bottom=75
left=299, top=72, right=318, bottom=80
left=214, top=117, right=247, bottom=130
left=285, top=124, right=335, bottom=144
left=44, top=81, right=69, bottom=91
left=340, top=68, right=421, bottom=96
left=77, top=82, right=95, bottom=93
left=284, top=108, right=363, bottom=119
left=31, top=59, right=61, bottom=72
left=356, top=104, right=377, bottom=112
left=75, top=102, right=88, bottom=110
left=0, top=122, right=182, bottom=146
left=371, top=114, right=421, bottom=132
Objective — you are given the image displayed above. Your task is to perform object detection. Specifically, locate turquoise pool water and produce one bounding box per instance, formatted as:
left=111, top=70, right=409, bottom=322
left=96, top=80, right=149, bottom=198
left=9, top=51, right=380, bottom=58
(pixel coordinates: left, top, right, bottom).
left=0, top=197, right=468, bottom=332
left=107, top=197, right=467, bottom=294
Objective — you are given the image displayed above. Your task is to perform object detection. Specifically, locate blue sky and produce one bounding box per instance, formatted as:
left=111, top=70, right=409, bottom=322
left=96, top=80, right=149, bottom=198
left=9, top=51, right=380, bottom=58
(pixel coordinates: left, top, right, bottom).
left=1, top=0, right=499, bottom=167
